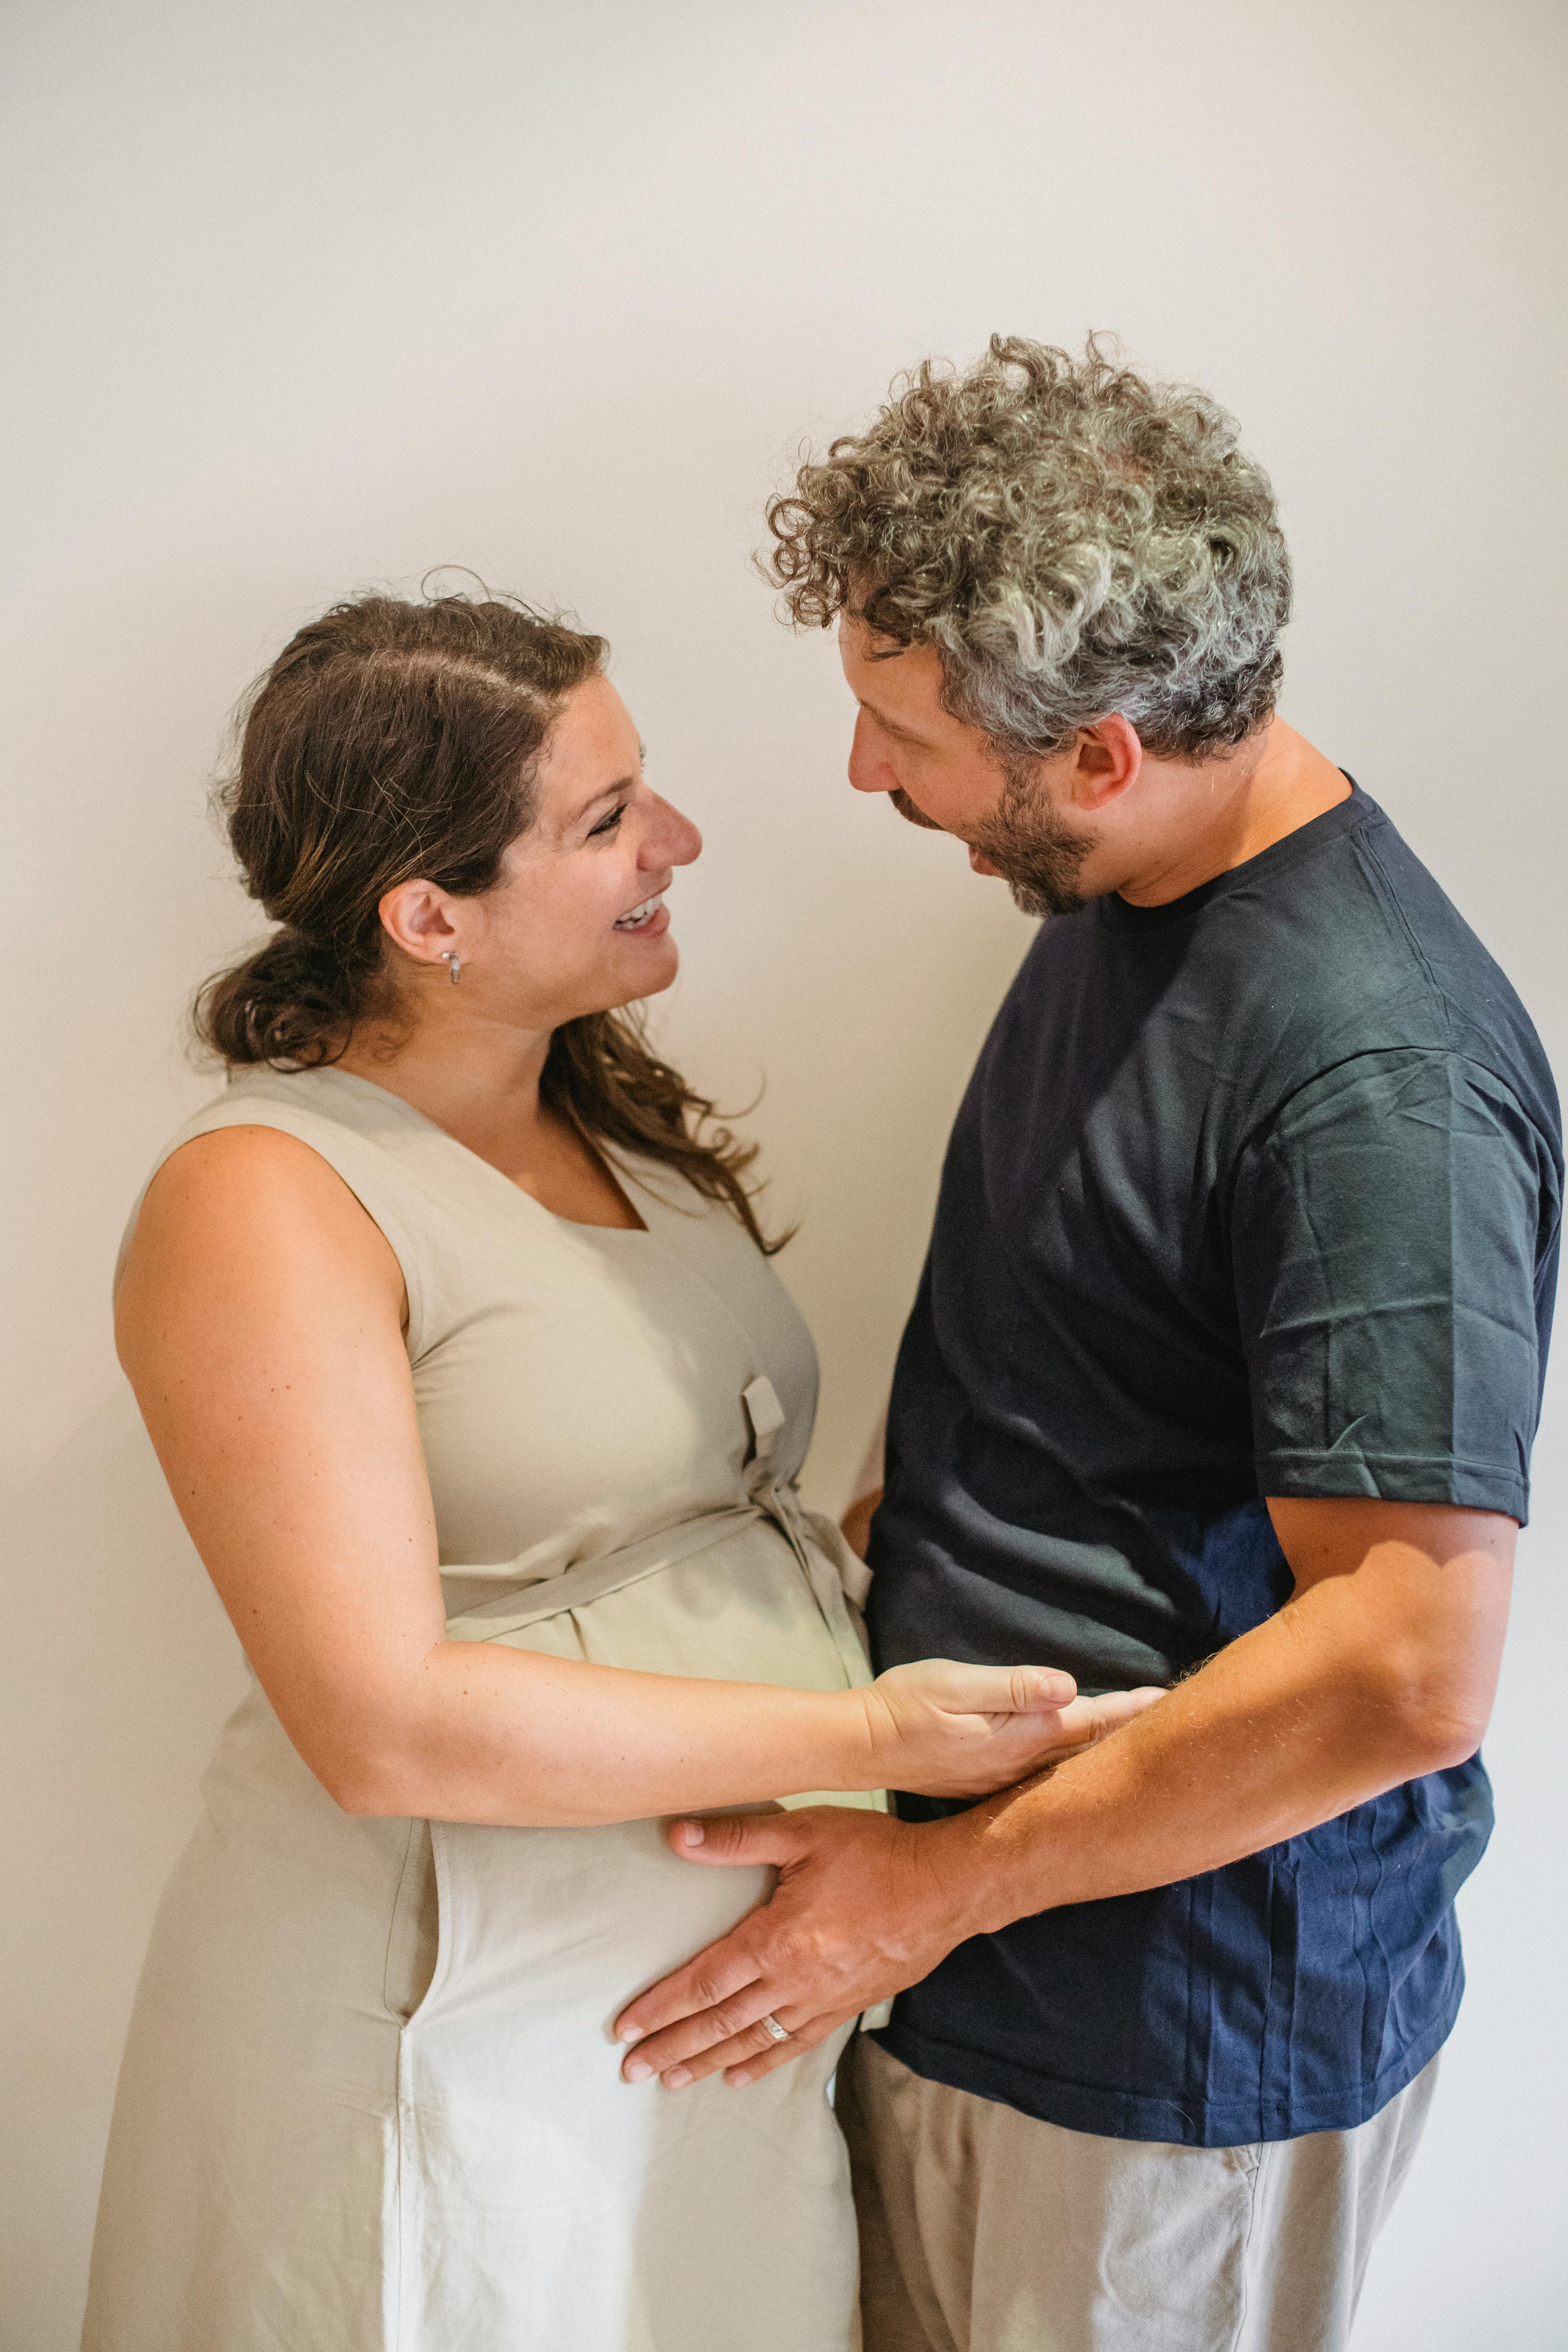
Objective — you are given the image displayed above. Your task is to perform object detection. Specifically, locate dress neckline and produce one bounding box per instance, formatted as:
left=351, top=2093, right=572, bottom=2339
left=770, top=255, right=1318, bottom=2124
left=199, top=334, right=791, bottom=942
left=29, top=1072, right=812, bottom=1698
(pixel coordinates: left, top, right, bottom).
left=237, top=1063, right=659, bottom=1238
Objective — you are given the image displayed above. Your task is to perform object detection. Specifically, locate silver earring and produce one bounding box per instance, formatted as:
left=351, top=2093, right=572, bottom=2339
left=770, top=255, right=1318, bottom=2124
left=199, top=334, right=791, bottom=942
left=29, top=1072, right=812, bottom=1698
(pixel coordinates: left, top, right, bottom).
left=441, top=951, right=461, bottom=985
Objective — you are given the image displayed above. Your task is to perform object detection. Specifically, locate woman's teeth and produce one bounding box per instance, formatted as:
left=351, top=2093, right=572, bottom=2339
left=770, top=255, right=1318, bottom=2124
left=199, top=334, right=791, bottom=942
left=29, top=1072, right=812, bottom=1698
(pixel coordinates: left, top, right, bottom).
left=614, top=892, right=665, bottom=931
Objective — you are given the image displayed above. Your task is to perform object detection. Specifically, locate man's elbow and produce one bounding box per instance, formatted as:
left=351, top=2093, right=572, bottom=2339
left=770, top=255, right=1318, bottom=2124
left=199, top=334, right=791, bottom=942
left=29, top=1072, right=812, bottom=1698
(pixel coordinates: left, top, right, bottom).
left=1379, top=1652, right=1494, bottom=1776
left=1396, top=1712, right=1489, bottom=1776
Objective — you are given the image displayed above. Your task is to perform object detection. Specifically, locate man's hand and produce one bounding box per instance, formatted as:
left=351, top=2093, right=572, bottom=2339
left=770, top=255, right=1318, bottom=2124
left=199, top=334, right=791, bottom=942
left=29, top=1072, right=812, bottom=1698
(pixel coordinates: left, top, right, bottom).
left=615, top=1806, right=965, bottom=2090
left=614, top=1686, right=1163, bottom=2088
left=840, top=1484, right=882, bottom=1563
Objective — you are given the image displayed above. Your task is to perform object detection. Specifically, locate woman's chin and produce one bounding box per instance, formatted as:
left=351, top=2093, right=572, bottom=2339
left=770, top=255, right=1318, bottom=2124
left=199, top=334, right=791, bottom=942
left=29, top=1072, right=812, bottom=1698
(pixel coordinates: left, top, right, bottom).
left=627, top=927, right=679, bottom=978
left=594, top=937, right=680, bottom=1011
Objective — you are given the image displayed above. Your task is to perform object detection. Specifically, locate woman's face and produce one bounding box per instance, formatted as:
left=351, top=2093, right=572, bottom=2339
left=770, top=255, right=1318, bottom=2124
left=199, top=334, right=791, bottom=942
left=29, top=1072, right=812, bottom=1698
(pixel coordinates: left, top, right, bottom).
left=461, top=675, right=702, bottom=1028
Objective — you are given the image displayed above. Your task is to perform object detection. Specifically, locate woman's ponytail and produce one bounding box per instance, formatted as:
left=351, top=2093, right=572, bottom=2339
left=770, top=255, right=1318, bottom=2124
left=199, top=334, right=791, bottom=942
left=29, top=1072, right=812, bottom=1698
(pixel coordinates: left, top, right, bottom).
left=194, top=928, right=362, bottom=1070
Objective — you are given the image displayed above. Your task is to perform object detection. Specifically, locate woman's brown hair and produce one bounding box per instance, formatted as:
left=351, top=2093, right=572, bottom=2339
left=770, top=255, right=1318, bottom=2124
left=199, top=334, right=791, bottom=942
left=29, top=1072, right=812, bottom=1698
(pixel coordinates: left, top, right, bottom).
left=196, top=590, right=783, bottom=1251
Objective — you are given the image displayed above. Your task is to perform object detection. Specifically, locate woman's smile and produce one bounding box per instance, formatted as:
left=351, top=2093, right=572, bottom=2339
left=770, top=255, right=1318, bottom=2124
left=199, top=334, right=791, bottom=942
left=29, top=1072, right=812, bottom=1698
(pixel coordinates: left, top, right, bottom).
left=613, top=889, right=670, bottom=935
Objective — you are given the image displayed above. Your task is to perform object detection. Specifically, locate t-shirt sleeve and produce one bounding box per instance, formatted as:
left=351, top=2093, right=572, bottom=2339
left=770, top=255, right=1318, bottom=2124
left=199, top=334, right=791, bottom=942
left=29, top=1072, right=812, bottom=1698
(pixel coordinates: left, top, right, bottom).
left=1229, top=1049, right=1559, bottom=1522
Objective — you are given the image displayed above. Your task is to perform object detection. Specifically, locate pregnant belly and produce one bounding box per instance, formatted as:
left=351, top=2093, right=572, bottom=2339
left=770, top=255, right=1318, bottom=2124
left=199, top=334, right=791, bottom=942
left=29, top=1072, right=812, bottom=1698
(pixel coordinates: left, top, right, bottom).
left=418, top=1808, right=777, bottom=2044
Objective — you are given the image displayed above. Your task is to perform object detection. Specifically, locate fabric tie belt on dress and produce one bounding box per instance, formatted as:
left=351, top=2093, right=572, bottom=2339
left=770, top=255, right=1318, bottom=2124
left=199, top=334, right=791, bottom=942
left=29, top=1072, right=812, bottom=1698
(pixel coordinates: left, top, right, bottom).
left=443, top=1377, right=870, bottom=1651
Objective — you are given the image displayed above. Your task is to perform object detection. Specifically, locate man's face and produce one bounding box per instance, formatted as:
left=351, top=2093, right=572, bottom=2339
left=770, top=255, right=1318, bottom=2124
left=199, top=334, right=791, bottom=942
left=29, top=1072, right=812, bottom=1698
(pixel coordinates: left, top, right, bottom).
left=838, top=615, right=1093, bottom=916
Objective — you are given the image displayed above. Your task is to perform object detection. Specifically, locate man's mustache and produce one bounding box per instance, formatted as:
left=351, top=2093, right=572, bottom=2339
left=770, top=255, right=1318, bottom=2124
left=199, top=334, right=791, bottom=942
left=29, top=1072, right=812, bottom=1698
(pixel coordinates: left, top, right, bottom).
left=889, top=786, right=948, bottom=833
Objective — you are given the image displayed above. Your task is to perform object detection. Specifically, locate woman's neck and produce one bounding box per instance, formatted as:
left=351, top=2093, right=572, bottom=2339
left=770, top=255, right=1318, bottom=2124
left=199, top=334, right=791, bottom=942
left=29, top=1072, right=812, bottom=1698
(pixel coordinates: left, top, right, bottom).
left=336, top=1004, right=553, bottom=1148
left=334, top=1010, right=644, bottom=1230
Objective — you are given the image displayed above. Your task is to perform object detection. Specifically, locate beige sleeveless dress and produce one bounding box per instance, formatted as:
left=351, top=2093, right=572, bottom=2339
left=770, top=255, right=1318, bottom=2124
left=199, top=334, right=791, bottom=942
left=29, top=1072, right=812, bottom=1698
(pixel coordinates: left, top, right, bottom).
left=82, top=1067, right=882, bottom=2352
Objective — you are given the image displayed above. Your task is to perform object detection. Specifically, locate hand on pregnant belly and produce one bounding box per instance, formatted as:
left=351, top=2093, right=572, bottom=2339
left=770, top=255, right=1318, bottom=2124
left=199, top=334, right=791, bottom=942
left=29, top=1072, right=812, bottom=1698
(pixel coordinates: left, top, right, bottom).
left=862, top=1660, right=1165, bottom=1798
left=613, top=1682, right=1167, bottom=2091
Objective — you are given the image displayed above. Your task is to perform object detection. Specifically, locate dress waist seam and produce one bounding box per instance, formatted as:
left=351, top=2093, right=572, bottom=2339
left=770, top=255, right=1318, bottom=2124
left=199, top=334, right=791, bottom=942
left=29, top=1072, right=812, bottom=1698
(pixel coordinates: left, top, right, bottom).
left=443, top=1504, right=768, bottom=1642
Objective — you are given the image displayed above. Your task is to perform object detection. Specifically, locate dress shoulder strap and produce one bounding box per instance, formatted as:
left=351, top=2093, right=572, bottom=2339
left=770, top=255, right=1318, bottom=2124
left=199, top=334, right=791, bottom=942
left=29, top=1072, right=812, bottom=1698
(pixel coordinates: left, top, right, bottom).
left=114, top=1067, right=440, bottom=1347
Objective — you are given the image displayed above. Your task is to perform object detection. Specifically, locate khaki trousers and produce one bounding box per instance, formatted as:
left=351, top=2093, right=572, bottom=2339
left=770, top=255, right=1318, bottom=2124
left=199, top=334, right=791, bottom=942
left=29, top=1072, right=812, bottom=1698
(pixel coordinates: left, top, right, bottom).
left=836, top=2034, right=1438, bottom=2352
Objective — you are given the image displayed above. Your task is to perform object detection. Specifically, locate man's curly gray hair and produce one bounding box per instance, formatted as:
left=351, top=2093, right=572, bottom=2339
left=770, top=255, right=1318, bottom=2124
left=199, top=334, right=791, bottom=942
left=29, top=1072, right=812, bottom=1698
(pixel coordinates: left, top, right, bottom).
left=766, top=336, right=1292, bottom=762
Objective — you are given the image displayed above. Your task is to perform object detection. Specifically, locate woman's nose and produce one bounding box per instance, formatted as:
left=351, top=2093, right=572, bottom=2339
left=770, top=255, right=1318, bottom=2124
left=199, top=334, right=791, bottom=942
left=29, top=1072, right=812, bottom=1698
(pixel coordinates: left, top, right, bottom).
left=643, top=794, right=702, bottom=869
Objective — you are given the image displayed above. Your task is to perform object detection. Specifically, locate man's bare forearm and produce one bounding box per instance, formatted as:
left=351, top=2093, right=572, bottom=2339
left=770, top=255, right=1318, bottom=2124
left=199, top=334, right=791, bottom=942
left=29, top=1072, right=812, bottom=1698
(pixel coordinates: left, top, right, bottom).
left=935, top=1515, right=1511, bottom=1939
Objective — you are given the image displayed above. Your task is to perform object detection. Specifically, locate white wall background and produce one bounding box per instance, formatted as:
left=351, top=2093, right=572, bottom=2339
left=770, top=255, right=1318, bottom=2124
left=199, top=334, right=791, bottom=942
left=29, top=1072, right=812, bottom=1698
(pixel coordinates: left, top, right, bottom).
left=3, top=3, right=1564, bottom=2344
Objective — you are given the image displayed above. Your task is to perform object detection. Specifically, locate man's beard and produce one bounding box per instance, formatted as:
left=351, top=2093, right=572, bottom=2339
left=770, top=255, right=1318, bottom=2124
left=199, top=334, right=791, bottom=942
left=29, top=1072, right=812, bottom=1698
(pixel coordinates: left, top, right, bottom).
left=891, top=772, right=1092, bottom=918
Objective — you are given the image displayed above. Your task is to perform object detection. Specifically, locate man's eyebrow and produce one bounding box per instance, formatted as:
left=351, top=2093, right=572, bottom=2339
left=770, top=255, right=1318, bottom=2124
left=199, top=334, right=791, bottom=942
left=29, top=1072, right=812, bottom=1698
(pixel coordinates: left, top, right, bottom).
left=856, top=698, right=936, bottom=747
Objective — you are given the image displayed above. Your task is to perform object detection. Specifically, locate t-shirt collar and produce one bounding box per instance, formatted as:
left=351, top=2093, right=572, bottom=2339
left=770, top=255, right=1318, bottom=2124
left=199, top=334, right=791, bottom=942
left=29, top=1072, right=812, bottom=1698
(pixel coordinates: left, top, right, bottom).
left=1096, top=777, right=1371, bottom=936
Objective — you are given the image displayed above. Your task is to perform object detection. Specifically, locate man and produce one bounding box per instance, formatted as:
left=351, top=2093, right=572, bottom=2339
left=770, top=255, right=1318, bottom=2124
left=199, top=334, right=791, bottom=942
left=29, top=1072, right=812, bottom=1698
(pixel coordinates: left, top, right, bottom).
left=615, top=338, right=1561, bottom=2349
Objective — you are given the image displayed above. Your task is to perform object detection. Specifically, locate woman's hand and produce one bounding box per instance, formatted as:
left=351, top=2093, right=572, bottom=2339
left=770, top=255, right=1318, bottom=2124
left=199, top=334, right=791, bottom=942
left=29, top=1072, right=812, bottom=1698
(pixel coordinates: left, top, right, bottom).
left=858, top=1659, right=1166, bottom=1798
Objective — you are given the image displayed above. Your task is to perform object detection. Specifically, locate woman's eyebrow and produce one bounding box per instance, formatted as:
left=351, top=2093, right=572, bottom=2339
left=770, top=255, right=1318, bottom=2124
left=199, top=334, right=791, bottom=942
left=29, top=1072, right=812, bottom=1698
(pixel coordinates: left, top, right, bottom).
left=568, top=774, right=638, bottom=825
left=570, top=742, right=649, bottom=826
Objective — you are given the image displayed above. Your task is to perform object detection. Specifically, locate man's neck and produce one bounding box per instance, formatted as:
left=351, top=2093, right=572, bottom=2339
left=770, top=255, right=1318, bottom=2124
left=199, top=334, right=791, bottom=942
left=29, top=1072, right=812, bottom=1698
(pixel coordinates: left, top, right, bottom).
left=1114, top=721, right=1352, bottom=908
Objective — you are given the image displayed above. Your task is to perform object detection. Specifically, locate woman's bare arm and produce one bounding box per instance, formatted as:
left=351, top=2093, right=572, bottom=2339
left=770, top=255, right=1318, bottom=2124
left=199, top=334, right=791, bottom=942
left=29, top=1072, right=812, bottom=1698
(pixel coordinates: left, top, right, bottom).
left=116, top=1127, right=1107, bottom=1828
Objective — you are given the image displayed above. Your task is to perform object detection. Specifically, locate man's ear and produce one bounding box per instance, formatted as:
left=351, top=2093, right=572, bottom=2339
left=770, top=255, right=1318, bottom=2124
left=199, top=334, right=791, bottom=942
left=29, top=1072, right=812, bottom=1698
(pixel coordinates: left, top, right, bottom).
left=1066, top=715, right=1142, bottom=811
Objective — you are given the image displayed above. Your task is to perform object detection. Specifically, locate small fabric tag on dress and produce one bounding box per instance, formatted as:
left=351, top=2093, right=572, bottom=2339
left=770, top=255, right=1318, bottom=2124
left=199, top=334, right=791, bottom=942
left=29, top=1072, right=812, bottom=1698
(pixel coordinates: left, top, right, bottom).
left=742, top=1376, right=786, bottom=1465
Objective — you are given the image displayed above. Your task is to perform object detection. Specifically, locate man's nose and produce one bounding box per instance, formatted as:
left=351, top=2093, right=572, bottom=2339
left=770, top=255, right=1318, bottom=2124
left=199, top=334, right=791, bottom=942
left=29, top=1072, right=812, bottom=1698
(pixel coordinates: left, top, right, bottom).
left=848, top=715, right=896, bottom=796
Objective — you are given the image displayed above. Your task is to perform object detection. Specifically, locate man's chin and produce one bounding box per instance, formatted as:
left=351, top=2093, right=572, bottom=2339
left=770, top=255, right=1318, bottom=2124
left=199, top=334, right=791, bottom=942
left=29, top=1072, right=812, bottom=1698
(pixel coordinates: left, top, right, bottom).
left=969, top=819, right=1093, bottom=917
left=887, top=784, right=1088, bottom=915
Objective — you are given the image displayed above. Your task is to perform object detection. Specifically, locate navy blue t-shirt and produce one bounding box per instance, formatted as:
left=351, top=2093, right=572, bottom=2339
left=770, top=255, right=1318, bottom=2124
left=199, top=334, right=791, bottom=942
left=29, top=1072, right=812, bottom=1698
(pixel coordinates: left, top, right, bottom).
left=867, top=786, right=1561, bottom=2147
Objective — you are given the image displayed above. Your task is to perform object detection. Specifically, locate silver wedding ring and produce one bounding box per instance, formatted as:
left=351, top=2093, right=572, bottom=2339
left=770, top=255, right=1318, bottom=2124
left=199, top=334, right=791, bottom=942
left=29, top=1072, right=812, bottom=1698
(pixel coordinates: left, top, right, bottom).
left=760, top=2013, right=790, bottom=2043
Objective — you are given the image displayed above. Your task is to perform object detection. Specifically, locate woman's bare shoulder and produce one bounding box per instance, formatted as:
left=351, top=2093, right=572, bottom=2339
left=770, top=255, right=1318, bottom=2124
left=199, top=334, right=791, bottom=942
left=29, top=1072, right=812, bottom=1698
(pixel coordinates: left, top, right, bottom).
left=118, top=1122, right=406, bottom=1340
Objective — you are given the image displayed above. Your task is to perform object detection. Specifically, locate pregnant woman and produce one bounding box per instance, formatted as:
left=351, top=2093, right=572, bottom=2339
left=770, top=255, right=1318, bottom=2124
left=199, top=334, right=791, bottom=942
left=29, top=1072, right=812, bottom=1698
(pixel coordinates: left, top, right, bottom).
left=82, top=590, right=1143, bottom=2352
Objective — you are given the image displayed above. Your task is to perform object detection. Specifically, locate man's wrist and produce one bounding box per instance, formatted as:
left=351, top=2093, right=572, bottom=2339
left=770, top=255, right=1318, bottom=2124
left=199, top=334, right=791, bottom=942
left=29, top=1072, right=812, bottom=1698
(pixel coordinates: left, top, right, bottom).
left=918, top=1800, right=1044, bottom=1943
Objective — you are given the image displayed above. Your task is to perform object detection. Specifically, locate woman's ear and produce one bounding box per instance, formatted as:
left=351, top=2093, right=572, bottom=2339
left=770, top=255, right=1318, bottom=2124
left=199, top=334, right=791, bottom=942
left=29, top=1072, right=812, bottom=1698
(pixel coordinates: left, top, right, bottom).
left=1067, top=715, right=1143, bottom=811
left=376, top=879, right=461, bottom=970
